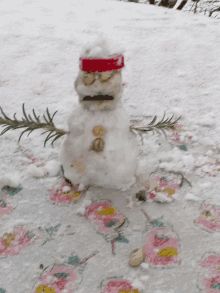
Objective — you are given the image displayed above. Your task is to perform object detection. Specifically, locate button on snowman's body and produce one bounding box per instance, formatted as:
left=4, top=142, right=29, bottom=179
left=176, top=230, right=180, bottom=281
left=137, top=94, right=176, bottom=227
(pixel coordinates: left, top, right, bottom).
left=59, top=44, right=139, bottom=191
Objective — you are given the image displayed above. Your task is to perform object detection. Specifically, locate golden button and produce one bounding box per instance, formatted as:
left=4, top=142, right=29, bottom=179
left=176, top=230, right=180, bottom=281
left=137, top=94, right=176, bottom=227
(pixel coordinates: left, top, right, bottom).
left=93, top=125, right=106, bottom=137
left=92, top=138, right=105, bottom=152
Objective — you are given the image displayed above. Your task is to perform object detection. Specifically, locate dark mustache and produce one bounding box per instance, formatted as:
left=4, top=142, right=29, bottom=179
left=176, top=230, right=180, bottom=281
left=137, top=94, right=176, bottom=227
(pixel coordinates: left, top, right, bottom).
left=82, top=95, right=114, bottom=101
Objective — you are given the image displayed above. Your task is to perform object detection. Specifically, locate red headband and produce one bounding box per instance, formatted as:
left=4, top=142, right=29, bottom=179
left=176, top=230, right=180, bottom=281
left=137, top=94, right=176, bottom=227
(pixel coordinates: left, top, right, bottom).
left=79, top=54, right=124, bottom=72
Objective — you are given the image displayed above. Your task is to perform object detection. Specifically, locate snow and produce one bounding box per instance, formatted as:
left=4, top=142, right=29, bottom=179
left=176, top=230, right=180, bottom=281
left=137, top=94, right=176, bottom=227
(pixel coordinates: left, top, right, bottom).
left=26, top=160, right=60, bottom=178
left=0, top=173, right=21, bottom=188
left=63, top=186, right=71, bottom=192
left=197, top=116, right=216, bottom=126
left=26, top=164, right=46, bottom=178
left=140, top=263, right=150, bottom=270
left=44, top=159, right=61, bottom=177
left=131, top=279, right=146, bottom=290
left=199, top=181, right=212, bottom=188
left=182, top=154, right=195, bottom=171
left=76, top=198, right=92, bottom=216
left=206, top=150, right=213, bottom=156
left=81, top=36, right=125, bottom=58
left=185, top=193, right=200, bottom=201
left=0, top=0, right=220, bottom=292
left=153, top=191, right=173, bottom=203
left=132, top=225, right=142, bottom=231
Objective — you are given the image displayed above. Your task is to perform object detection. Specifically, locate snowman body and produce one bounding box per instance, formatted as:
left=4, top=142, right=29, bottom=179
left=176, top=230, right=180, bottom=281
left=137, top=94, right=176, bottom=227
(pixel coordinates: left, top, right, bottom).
left=59, top=44, right=140, bottom=191
left=59, top=102, right=139, bottom=190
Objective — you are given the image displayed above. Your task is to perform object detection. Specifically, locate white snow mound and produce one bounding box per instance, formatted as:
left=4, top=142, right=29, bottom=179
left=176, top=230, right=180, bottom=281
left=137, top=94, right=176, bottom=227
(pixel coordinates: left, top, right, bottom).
left=26, top=164, right=45, bottom=178
left=81, top=35, right=125, bottom=59
left=0, top=173, right=21, bottom=188
left=44, top=160, right=61, bottom=177
left=185, top=193, right=200, bottom=201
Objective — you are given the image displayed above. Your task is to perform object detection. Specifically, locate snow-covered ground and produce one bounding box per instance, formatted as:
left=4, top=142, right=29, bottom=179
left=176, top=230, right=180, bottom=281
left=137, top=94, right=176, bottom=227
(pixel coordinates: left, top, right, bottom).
left=0, top=0, right=220, bottom=292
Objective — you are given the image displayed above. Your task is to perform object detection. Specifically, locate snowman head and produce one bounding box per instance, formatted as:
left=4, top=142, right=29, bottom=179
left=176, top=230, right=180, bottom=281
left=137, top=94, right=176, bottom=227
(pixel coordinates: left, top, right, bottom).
left=74, top=40, right=124, bottom=111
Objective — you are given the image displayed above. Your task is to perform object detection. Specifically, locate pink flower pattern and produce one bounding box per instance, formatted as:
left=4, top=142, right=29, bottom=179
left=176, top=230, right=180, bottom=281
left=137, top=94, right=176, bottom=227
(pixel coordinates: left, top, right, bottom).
left=85, top=201, right=125, bottom=233
left=23, top=153, right=45, bottom=167
left=34, top=266, right=78, bottom=293
left=102, top=279, right=135, bottom=293
left=143, top=228, right=180, bottom=268
left=0, top=198, right=14, bottom=217
left=0, top=227, right=41, bottom=256
left=198, top=254, right=220, bottom=293
left=4, top=120, right=220, bottom=291
left=50, top=181, right=86, bottom=204
left=171, top=124, right=184, bottom=145
left=196, top=162, right=220, bottom=177
left=195, top=202, right=220, bottom=232
left=170, top=124, right=192, bottom=146
left=147, top=174, right=180, bottom=201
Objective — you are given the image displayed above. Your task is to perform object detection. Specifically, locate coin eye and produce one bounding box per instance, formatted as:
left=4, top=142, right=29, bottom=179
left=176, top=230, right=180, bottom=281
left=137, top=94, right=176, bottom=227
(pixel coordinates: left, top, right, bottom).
left=83, top=72, right=95, bottom=85
left=100, top=71, right=114, bottom=82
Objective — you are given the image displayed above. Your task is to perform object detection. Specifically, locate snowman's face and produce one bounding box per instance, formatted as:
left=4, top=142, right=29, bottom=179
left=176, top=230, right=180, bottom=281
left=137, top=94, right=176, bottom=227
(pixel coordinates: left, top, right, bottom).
left=74, top=69, right=123, bottom=111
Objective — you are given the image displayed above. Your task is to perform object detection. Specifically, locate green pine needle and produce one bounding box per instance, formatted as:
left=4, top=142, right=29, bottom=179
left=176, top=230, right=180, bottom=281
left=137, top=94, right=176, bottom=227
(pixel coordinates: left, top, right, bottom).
left=0, top=104, right=181, bottom=148
left=130, top=113, right=181, bottom=139
left=0, top=103, right=68, bottom=147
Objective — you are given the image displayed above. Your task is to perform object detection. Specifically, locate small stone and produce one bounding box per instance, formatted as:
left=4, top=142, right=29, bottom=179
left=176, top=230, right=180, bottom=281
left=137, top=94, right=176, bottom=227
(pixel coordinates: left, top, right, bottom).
left=135, top=190, right=146, bottom=201
left=149, top=180, right=158, bottom=190
left=129, top=248, right=145, bottom=267
left=200, top=210, right=212, bottom=219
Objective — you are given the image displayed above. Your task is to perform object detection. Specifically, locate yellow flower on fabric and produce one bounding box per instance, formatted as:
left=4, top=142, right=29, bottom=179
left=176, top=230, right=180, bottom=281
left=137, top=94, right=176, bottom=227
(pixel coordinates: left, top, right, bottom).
left=70, top=192, right=80, bottom=198
left=2, top=233, right=16, bottom=249
left=36, top=285, right=56, bottom=293
left=62, top=190, right=81, bottom=199
left=98, top=207, right=116, bottom=215
left=157, top=247, right=178, bottom=257
left=162, top=188, right=175, bottom=196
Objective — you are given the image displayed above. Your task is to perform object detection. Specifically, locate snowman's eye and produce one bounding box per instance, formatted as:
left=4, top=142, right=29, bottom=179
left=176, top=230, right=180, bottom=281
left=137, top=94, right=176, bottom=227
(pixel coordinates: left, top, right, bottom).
left=83, top=73, right=95, bottom=85
left=100, top=71, right=114, bottom=82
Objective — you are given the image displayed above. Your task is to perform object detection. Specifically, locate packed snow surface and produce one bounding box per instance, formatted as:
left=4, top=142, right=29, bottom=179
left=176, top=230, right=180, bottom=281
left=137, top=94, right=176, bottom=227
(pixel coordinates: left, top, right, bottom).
left=0, top=0, right=220, bottom=292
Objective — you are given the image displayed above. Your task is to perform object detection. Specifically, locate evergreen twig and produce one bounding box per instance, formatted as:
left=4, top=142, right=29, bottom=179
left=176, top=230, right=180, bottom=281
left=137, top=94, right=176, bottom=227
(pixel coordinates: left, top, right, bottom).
left=0, top=103, right=68, bottom=147
left=130, top=113, right=181, bottom=138
left=0, top=105, right=181, bottom=147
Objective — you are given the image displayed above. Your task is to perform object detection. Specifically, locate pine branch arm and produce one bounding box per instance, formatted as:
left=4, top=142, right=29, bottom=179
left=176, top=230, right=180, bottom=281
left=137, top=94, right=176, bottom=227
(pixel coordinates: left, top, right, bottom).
left=130, top=114, right=181, bottom=136
left=0, top=103, right=69, bottom=146
left=0, top=104, right=181, bottom=147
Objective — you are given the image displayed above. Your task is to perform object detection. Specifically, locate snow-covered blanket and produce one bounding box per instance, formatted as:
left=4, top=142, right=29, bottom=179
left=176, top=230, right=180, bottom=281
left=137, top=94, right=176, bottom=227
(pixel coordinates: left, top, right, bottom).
left=1, top=0, right=220, bottom=292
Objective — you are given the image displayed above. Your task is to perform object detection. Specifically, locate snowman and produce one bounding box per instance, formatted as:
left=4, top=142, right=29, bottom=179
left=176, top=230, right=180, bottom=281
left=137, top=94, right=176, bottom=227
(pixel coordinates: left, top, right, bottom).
left=59, top=39, right=140, bottom=194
